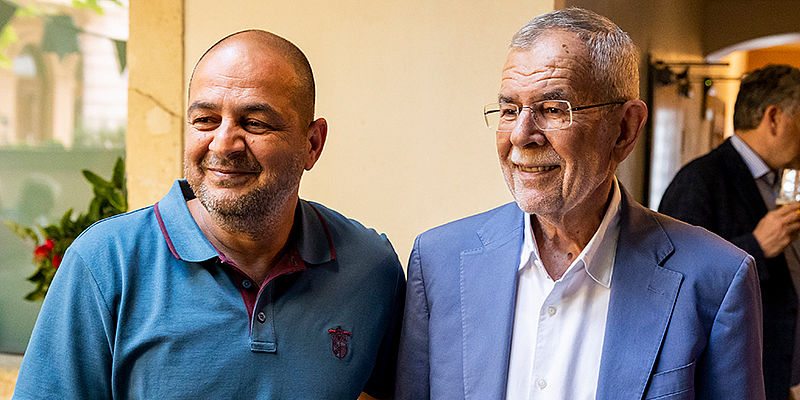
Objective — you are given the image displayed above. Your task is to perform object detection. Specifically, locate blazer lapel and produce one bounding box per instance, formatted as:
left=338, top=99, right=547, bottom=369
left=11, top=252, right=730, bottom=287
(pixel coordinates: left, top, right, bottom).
left=719, top=139, right=768, bottom=224
left=596, top=191, right=684, bottom=400
left=460, top=203, right=524, bottom=400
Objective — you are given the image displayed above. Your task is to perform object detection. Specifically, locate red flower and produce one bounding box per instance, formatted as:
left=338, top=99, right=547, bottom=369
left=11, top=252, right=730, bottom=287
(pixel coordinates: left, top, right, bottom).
left=33, top=239, right=55, bottom=261
left=52, top=254, right=62, bottom=269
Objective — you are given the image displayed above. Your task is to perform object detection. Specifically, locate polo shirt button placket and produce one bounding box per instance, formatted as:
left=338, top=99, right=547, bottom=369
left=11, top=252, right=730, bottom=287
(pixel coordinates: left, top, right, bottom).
left=249, top=285, right=277, bottom=353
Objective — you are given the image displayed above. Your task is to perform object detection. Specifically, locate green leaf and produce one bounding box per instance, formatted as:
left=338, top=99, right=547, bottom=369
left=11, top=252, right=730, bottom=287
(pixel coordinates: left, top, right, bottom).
left=42, top=225, right=62, bottom=240
left=14, top=5, right=42, bottom=18
left=26, top=268, right=45, bottom=282
left=43, top=266, right=56, bottom=281
left=41, top=15, right=80, bottom=59
left=71, top=0, right=103, bottom=14
left=83, top=169, right=113, bottom=191
left=24, top=290, right=45, bottom=302
left=112, top=157, right=125, bottom=188
left=88, top=197, right=101, bottom=221
left=17, top=157, right=127, bottom=301
left=4, top=220, right=39, bottom=242
left=0, top=0, right=18, bottom=33
left=60, top=238, right=75, bottom=251
left=60, top=208, right=74, bottom=227
left=0, top=23, right=18, bottom=69
left=107, top=191, right=125, bottom=211
left=112, top=39, right=126, bottom=73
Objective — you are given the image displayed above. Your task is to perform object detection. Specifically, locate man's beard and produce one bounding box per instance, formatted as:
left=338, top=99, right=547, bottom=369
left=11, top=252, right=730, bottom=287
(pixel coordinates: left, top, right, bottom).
left=187, top=152, right=303, bottom=238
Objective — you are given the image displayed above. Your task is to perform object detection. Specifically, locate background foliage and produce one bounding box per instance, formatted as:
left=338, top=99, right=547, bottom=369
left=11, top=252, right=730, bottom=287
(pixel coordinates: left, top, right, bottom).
left=4, top=157, right=126, bottom=300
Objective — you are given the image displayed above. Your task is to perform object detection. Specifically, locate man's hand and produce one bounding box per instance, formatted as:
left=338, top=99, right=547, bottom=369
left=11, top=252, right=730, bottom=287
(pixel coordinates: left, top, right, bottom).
left=754, top=202, right=800, bottom=258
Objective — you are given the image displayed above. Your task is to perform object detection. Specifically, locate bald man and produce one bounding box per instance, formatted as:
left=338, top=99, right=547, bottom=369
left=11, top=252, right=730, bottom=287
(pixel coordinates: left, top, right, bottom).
left=14, top=30, right=405, bottom=399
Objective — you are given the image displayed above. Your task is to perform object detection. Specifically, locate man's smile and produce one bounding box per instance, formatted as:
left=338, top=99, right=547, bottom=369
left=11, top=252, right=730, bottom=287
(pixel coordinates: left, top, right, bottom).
left=206, top=167, right=259, bottom=175
left=516, top=164, right=559, bottom=173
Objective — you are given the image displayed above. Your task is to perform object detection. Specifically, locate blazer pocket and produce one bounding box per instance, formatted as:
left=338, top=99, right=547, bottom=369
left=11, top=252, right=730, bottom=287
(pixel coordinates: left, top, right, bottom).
left=645, top=361, right=696, bottom=400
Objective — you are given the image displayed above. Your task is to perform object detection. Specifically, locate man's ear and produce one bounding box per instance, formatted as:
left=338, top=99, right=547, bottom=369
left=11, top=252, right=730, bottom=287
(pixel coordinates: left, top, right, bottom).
left=612, top=99, right=648, bottom=163
left=762, top=104, right=781, bottom=136
left=304, top=117, right=328, bottom=171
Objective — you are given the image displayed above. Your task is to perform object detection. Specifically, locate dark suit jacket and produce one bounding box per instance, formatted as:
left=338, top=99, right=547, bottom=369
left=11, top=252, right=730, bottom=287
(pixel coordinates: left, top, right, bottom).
left=396, top=188, right=765, bottom=399
left=659, top=138, right=797, bottom=400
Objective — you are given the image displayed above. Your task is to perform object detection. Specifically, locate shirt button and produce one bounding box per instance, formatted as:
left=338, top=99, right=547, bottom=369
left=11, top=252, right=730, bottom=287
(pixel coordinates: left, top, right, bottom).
left=547, top=306, right=557, bottom=316
left=537, top=378, right=547, bottom=389
left=257, top=311, right=267, bottom=323
left=242, top=280, right=252, bottom=289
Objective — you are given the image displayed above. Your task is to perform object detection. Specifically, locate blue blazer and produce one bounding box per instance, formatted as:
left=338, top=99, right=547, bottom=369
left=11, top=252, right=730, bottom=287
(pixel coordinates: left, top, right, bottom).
left=396, top=190, right=765, bottom=399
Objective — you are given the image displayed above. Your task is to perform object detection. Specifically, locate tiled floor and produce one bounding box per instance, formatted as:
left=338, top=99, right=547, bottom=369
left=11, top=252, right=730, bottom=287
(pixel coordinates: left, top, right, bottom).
left=0, top=353, right=21, bottom=399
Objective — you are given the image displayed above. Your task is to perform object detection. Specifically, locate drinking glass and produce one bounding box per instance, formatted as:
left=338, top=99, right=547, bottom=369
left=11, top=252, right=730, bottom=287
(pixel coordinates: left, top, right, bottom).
left=777, top=169, right=800, bottom=208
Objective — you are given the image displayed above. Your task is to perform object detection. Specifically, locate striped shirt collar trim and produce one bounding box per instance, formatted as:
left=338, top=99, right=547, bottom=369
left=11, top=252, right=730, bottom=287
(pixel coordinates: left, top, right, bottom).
left=154, top=180, right=335, bottom=265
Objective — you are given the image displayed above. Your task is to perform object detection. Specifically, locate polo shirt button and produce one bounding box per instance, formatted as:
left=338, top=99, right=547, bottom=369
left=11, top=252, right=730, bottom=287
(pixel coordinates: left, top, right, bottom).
left=242, top=280, right=252, bottom=289
left=257, top=311, right=267, bottom=323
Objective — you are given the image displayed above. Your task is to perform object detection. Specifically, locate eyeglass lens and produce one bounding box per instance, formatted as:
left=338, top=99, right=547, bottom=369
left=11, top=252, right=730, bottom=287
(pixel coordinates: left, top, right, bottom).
left=485, top=100, right=572, bottom=132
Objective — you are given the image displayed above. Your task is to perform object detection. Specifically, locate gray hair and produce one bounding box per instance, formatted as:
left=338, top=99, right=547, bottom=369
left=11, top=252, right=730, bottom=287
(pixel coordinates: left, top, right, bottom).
left=733, top=64, right=800, bottom=131
left=510, top=8, right=639, bottom=101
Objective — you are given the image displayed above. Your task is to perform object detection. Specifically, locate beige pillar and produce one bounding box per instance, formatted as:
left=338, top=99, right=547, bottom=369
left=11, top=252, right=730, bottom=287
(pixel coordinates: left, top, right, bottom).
left=126, top=0, right=184, bottom=209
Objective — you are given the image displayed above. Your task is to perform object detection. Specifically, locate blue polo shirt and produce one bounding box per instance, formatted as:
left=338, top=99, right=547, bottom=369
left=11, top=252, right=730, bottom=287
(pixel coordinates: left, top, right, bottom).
left=14, top=180, right=405, bottom=399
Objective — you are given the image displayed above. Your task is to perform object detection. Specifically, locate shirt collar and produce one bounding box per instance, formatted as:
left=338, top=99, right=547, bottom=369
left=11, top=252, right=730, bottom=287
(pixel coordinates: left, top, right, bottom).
left=730, top=134, right=775, bottom=182
left=520, top=177, right=621, bottom=288
left=154, top=180, right=336, bottom=265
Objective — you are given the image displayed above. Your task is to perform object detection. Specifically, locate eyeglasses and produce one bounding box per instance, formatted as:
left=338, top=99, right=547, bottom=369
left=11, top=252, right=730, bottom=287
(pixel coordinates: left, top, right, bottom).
left=483, top=100, right=625, bottom=132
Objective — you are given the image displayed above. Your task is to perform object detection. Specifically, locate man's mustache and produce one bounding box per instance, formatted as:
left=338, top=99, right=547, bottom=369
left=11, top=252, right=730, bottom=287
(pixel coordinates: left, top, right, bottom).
left=201, top=153, right=262, bottom=173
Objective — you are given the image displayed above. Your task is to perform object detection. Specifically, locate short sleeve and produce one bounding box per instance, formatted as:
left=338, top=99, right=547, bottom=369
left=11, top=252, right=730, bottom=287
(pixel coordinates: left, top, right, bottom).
left=13, top=247, right=115, bottom=399
left=362, top=259, right=406, bottom=398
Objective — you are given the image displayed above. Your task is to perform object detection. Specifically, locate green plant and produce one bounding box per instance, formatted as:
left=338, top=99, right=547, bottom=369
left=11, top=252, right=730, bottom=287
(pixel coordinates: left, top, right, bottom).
left=5, top=157, right=127, bottom=301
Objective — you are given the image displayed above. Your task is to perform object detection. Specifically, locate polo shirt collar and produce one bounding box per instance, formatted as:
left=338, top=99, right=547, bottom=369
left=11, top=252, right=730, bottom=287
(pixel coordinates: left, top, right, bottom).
left=155, top=180, right=335, bottom=265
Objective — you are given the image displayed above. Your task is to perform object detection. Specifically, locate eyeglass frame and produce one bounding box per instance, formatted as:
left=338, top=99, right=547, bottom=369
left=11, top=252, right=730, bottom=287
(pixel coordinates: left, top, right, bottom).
left=483, top=100, right=626, bottom=132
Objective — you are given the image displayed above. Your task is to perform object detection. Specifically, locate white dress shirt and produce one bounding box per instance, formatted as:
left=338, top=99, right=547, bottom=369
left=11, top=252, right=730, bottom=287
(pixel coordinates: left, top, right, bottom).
left=505, top=179, right=622, bottom=400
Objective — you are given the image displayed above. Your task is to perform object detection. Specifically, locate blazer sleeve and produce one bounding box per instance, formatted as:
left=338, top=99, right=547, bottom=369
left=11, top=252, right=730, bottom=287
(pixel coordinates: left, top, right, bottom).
left=394, top=236, right=430, bottom=400
left=695, top=255, right=765, bottom=399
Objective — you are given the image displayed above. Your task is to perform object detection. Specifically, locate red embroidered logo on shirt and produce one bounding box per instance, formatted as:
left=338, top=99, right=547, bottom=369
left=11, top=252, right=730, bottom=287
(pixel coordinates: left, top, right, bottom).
left=328, top=326, right=351, bottom=359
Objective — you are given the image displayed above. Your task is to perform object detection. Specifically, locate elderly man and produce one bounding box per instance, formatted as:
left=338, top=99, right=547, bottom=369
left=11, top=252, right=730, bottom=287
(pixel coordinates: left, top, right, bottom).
left=395, top=8, right=764, bottom=400
left=14, top=30, right=404, bottom=399
left=660, top=64, right=800, bottom=400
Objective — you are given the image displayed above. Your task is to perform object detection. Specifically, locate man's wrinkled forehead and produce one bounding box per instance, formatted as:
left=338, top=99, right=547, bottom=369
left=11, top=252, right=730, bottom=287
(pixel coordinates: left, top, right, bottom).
left=499, top=31, right=594, bottom=102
